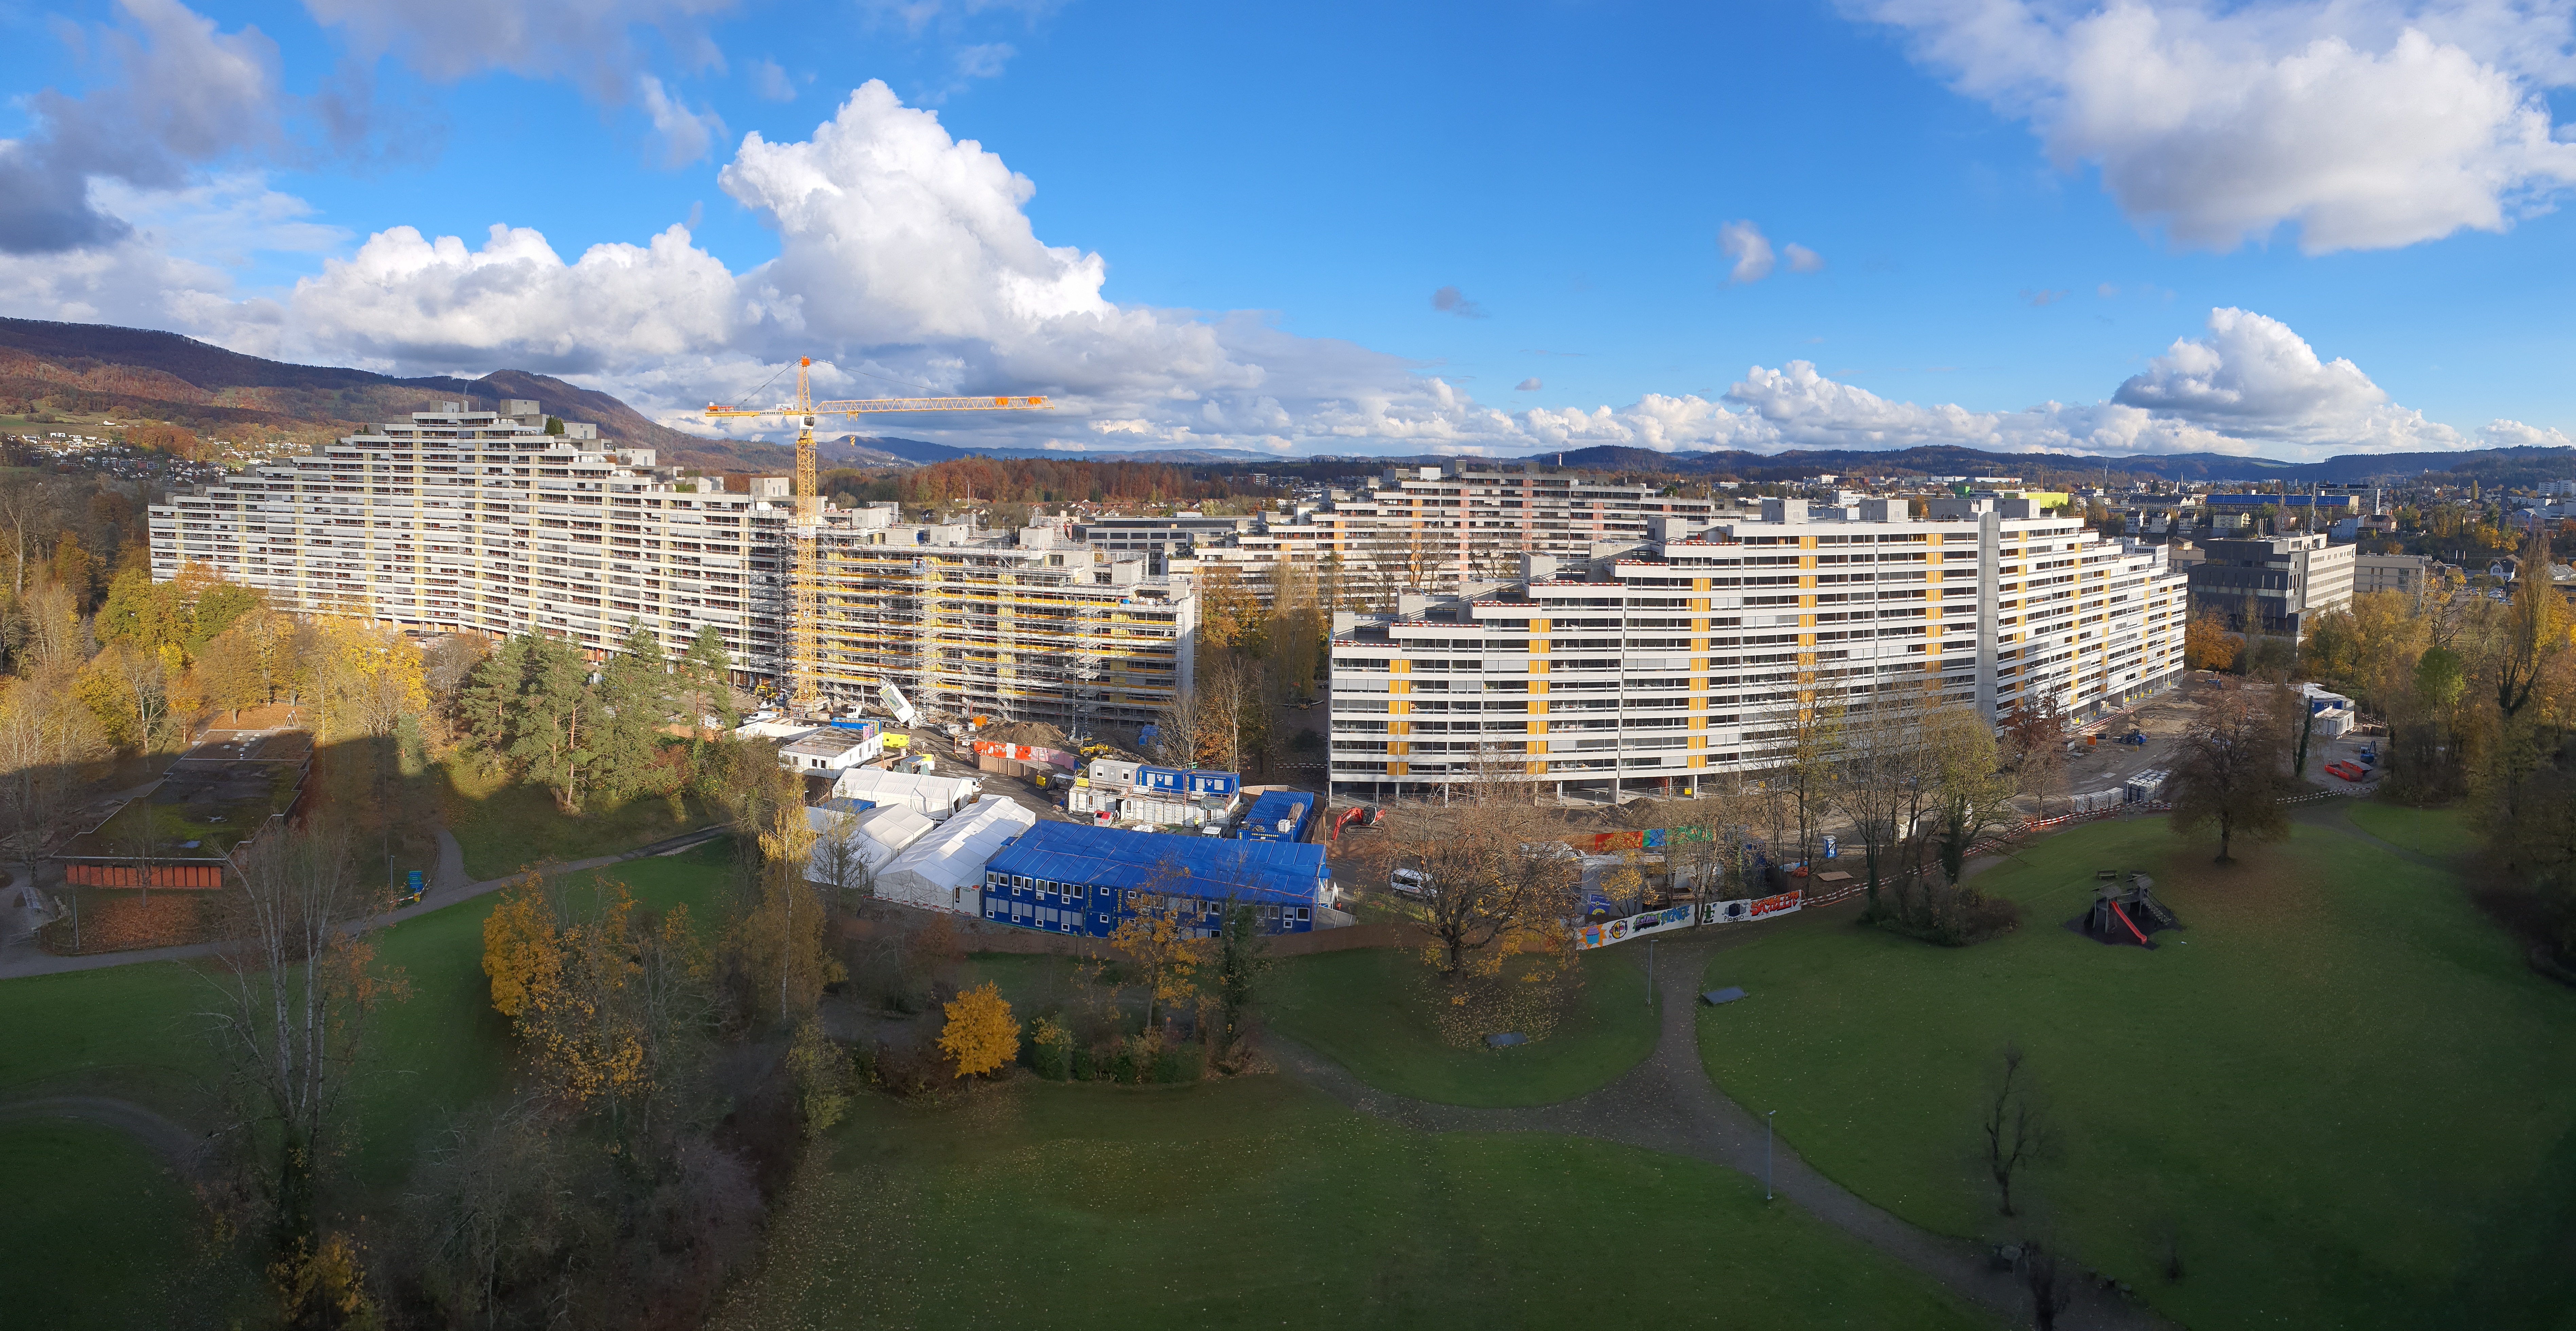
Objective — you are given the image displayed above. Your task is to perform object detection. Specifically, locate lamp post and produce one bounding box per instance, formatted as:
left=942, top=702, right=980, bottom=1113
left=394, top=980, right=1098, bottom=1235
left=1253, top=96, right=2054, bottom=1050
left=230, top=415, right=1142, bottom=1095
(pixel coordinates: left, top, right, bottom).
left=1646, top=936, right=1654, bottom=1007
left=1765, top=1110, right=1777, bottom=1202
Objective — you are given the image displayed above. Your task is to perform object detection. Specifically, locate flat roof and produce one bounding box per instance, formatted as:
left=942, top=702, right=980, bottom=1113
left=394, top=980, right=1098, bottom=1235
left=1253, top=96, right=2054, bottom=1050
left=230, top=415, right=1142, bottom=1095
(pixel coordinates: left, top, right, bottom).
left=985, top=823, right=1326, bottom=905
left=60, top=729, right=311, bottom=862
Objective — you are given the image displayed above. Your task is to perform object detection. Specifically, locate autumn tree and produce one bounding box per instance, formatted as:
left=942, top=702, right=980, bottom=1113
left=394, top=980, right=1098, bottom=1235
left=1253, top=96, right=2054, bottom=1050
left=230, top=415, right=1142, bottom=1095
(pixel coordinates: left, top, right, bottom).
left=939, top=980, right=1021, bottom=1077
left=2183, top=612, right=2239, bottom=672
left=785, top=1015, right=853, bottom=1134
left=2167, top=680, right=2300, bottom=862
left=1925, top=704, right=2016, bottom=885
left=309, top=616, right=428, bottom=742
left=480, top=872, right=714, bottom=1138
left=734, top=775, right=843, bottom=1025
left=2493, top=534, right=2569, bottom=721
left=0, top=671, right=108, bottom=906
left=1109, top=866, right=1211, bottom=1028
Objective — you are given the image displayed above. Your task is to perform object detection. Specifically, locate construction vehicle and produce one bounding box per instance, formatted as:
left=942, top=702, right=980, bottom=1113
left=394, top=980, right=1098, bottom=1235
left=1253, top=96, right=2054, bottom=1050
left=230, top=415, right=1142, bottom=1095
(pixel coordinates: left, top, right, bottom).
left=705, top=360, right=1048, bottom=718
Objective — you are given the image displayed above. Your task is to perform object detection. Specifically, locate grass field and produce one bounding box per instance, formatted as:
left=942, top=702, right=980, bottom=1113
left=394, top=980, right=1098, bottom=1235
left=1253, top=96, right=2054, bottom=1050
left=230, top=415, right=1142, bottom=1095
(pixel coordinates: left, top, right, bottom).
left=440, top=757, right=723, bottom=880
left=0, top=1121, right=208, bottom=1329
left=2345, top=799, right=2485, bottom=861
left=711, top=1076, right=1993, bottom=1331
left=1695, top=814, right=2576, bottom=1331
left=0, top=842, right=735, bottom=1326
left=1264, top=946, right=1661, bottom=1106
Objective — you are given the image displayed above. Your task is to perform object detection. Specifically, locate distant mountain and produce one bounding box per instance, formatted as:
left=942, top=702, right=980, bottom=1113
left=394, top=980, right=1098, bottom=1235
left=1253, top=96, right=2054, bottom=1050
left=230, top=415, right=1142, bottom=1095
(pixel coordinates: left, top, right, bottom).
left=5, top=317, right=2567, bottom=485
left=0, top=316, right=786, bottom=473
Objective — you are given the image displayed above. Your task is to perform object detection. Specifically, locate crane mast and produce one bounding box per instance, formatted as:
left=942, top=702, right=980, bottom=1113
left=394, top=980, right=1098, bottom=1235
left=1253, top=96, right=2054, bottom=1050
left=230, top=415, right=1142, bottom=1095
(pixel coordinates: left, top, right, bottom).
left=705, top=358, right=1049, bottom=718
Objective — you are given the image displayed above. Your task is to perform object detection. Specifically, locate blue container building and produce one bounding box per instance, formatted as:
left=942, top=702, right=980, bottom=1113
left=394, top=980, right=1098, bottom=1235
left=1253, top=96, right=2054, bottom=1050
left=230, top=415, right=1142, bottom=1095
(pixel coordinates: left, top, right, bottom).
left=1236, top=790, right=1315, bottom=843
left=980, top=823, right=1332, bottom=938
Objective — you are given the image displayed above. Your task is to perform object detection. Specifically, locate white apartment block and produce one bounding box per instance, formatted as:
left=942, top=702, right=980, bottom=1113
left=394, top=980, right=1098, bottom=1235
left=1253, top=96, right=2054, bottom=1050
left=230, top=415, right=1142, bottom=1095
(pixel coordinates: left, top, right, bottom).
left=149, top=403, right=1194, bottom=729
left=1327, top=496, right=2189, bottom=802
left=1187, top=464, right=1725, bottom=606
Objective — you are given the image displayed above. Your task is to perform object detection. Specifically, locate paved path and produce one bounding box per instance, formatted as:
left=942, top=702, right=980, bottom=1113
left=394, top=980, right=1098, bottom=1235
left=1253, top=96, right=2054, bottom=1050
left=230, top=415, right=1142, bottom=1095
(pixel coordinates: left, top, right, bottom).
left=0, top=825, right=732, bottom=980
left=1274, top=930, right=2171, bottom=1331
left=0, top=1095, right=206, bottom=1174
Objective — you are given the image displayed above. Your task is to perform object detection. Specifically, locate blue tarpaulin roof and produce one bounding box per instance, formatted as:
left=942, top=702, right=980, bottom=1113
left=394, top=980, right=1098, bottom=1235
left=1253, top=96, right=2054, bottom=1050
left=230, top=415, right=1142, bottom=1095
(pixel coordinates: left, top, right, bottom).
left=1238, top=790, right=1314, bottom=838
left=985, top=823, right=1326, bottom=906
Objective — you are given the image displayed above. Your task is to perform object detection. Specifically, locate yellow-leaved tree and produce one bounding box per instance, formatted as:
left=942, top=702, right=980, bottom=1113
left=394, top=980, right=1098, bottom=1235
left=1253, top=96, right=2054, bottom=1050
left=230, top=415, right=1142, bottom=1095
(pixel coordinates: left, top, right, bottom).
left=939, top=981, right=1020, bottom=1078
left=1108, top=867, right=1210, bottom=1028
left=310, top=616, right=428, bottom=741
left=481, top=873, right=713, bottom=1133
left=481, top=872, right=560, bottom=1019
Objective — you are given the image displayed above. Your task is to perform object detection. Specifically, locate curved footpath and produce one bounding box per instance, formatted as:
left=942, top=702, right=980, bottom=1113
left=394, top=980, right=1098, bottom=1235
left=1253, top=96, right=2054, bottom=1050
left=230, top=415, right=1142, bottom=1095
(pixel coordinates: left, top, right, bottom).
left=0, top=824, right=731, bottom=981
left=0, top=1094, right=207, bottom=1174
left=1273, top=926, right=2172, bottom=1331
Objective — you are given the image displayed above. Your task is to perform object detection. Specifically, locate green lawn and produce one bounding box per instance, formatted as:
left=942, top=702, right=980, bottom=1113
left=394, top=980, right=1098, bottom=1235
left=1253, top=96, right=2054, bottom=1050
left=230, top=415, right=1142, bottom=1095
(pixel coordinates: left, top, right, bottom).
left=2345, top=800, right=2483, bottom=862
left=0, top=1121, right=212, bottom=1328
left=440, top=757, right=723, bottom=880
left=1696, top=816, right=2576, bottom=1331
left=711, top=1076, right=1993, bottom=1331
left=1263, top=946, right=1661, bottom=1106
left=0, top=842, right=735, bottom=1326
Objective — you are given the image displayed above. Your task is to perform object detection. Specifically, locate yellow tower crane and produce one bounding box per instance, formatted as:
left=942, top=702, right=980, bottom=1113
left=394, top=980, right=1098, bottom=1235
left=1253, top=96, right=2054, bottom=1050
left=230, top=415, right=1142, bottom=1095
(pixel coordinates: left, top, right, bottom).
left=705, top=357, right=1049, bottom=716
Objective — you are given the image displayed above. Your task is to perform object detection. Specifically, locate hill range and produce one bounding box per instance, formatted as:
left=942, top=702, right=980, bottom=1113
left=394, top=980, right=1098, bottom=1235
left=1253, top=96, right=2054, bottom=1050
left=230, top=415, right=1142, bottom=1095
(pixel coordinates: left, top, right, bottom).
left=2, top=317, right=2568, bottom=485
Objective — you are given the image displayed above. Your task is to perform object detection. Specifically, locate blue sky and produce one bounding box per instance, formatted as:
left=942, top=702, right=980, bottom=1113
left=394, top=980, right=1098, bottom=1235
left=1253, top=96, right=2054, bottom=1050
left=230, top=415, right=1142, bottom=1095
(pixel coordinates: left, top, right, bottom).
left=0, top=0, right=2572, bottom=460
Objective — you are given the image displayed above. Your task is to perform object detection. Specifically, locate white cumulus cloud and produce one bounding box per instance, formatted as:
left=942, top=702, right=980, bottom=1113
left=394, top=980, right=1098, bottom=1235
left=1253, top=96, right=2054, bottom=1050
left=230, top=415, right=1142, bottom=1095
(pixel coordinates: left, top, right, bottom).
left=1718, top=220, right=1775, bottom=282
left=1857, top=0, right=2576, bottom=252
left=0, top=79, right=2552, bottom=465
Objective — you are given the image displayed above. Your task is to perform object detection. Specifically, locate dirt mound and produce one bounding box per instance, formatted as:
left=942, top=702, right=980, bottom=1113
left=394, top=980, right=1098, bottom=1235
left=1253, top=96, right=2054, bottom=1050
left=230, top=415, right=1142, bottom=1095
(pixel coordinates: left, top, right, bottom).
left=979, top=721, right=1070, bottom=748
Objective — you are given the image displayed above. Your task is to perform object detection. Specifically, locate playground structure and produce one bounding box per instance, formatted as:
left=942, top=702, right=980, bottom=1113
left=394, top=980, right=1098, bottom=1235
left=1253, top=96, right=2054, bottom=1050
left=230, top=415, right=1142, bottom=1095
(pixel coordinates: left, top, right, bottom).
left=2083, top=869, right=2182, bottom=948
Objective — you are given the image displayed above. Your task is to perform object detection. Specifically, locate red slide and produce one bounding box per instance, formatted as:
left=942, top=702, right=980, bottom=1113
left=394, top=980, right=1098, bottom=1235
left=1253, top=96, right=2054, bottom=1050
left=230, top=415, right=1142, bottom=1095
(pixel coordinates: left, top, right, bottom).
left=2108, top=900, right=2150, bottom=945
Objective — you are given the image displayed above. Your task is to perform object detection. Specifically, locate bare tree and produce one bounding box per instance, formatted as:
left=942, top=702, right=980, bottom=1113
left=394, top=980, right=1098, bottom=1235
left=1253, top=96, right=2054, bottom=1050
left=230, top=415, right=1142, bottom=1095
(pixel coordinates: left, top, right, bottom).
left=201, top=825, right=406, bottom=1258
left=0, top=672, right=108, bottom=910
left=1383, top=800, right=1579, bottom=979
left=812, top=808, right=878, bottom=912
left=2000, top=690, right=2071, bottom=816
left=2167, top=680, right=2300, bottom=863
left=1832, top=686, right=1928, bottom=915
left=1983, top=1044, right=2055, bottom=1218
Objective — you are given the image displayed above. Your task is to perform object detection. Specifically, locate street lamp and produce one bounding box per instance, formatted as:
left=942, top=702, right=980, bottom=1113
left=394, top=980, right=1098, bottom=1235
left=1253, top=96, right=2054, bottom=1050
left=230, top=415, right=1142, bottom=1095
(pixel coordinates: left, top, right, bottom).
left=1765, top=1110, right=1777, bottom=1202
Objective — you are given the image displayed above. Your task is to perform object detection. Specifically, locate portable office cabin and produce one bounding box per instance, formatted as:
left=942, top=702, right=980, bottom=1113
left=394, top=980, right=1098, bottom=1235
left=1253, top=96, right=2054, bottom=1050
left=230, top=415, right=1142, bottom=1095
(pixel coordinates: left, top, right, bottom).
left=1237, top=790, right=1314, bottom=843
left=979, top=823, right=1333, bottom=939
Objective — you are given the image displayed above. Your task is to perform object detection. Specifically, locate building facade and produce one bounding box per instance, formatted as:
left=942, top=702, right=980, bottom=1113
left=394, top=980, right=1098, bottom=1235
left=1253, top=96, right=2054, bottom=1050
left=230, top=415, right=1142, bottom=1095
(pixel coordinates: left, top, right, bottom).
left=1187, top=463, right=1727, bottom=606
left=2353, top=552, right=2434, bottom=599
left=148, top=403, right=1194, bottom=728
left=2183, top=534, right=2356, bottom=640
left=1327, top=496, right=2190, bottom=801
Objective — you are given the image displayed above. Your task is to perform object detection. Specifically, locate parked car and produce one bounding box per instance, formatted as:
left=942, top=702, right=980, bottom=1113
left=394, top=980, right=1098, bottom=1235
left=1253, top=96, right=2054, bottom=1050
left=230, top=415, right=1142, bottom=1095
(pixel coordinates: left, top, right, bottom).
left=2324, top=761, right=2366, bottom=781
left=1390, top=867, right=1431, bottom=897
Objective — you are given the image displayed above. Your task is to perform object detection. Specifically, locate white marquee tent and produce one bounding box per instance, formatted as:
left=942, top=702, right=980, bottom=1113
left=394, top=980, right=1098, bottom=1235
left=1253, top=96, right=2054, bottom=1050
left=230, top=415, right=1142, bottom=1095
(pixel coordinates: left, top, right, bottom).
left=876, top=796, right=1036, bottom=915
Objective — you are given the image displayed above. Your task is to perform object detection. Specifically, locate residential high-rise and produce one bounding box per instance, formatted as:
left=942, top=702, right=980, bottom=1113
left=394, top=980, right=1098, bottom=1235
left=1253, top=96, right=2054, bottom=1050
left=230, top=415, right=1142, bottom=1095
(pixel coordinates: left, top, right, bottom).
left=148, top=404, right=1194, bottom=729
left=1327, top=496, right=2189, bottom=802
